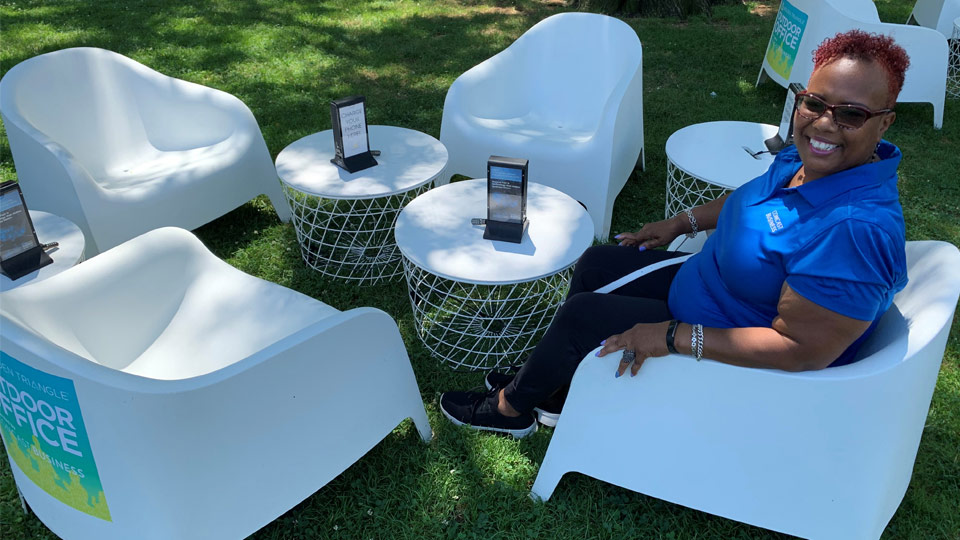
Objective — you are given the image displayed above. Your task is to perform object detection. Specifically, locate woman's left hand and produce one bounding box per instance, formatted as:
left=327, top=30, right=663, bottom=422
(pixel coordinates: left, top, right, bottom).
left=597, top=321, right=672, bottom=377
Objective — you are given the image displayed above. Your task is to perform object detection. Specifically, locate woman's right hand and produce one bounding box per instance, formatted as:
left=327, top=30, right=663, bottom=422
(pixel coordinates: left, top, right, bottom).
left=614, top=216, right=685, bottom=250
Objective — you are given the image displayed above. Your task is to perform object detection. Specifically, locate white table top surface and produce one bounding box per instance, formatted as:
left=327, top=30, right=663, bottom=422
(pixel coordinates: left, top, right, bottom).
left=1, top=211, right=85, bottom=292
left=275, top=125, right=448, bottom=199
left=666, top=121, right=779, bottom=190
left=395, top=179, right=595, bottom=285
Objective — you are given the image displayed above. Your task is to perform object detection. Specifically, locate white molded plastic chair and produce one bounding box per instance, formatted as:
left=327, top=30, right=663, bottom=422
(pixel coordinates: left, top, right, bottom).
left=828, top=0, right=881, bottom=23
left=531, top=240, right=960, bottom=540
left=439, top=13, right=644, bottom=241
left=0, top=47, right=292, bottom=258
left=0, top=227, right=431, bottom=540
left=757, top=0, right=949, bottom=129
left=908, top=0, right=960, bottom=37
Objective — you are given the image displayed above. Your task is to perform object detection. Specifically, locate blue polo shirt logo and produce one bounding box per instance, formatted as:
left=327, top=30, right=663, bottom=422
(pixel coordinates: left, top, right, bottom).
left=765, top=210, right=784, bottom=232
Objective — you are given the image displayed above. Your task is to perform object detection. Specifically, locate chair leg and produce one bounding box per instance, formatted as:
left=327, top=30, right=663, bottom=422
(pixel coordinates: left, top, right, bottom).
left=411, top=404, right=433, bottom=443
left=267, top=187, right=293, bottom=222
left=933, top=100, right=943, bottom=130
left=530, top=458, right=565, bottom=502
left=599, top=198, right=616, bottom=241
left=756, top=66, right=769, bottom=87
left=635, top=146, right=646, bottom=172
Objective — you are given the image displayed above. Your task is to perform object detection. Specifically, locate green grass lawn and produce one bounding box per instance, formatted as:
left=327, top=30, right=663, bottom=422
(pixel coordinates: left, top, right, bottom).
left=2, top=1, right=958, bottom=538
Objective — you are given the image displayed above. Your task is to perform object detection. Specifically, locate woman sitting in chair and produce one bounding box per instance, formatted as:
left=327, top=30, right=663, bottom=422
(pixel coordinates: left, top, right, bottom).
left=440, top=30, right=911, bottom=438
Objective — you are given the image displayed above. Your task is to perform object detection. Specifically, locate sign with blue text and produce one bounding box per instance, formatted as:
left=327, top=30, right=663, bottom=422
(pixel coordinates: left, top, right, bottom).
left=0, top=352, right=110, bottom=520
left=764, top=0, right=808, bottom=80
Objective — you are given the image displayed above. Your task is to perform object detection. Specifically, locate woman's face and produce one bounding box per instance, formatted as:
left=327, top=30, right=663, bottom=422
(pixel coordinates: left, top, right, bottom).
left=793, top=56, right=896, bottom=183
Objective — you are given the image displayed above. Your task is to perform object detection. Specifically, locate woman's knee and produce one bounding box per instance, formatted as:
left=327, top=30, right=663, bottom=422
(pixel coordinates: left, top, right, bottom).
left=554, top=293, right=606, bottom=329
left=576, top=245, right=616, bottom=271
left=570, top=245, right=620, bottom=294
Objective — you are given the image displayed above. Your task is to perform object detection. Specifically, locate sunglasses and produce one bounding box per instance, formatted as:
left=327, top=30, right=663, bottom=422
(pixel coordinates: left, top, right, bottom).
left=794, top=92, right=893, bottom=130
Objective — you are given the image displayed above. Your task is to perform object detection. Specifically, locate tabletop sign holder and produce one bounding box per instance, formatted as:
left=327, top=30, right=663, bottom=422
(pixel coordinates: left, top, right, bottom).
left=0, top=181, right=52, bottom=280
left=765, top=82, right=805, bottom=154
left=330, top=96, right=378, bottom=173
left=483, top=156, right=529, bottom=244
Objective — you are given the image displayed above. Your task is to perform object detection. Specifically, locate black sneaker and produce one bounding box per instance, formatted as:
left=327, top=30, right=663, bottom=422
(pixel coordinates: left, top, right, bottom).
left=484, top=370, right=563, bottom=428
left=439, top=389, right=537, bottom=438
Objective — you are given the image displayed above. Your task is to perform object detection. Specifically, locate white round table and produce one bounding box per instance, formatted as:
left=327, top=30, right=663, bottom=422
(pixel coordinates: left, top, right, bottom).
left=664, top=121, right=779, bottom=219
left=949, top=17, right=960, bottom=99
left=395, top=179, right=594, bottom=371
left=275, top=125, right=448, bottom=284
left=1, top=211, right=85, bottom=291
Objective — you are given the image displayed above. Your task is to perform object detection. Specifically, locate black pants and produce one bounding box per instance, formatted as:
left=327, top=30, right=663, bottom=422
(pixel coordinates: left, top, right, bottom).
left=502, top=245, right=689, bottom=414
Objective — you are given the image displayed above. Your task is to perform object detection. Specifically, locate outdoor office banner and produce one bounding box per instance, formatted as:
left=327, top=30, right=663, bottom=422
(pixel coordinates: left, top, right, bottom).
left=765, top=0, right=808, bottom=80
left=0, top=351, right=111, bottom=521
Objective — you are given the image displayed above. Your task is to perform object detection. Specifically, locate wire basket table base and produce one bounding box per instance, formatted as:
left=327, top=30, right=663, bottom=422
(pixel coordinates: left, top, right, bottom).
left=949, top=21, right=960, bottom=99
left=284, top=183, right=432, bottom=285
left=665, top=159, right=732, bottom=219
left=403, top=258, right=574, bottom=371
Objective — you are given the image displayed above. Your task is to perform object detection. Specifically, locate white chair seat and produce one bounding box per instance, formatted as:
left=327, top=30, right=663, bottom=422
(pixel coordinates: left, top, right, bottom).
left=470, top=114, right=597, bottom=143
left=98, top=140, right=238, bottom=191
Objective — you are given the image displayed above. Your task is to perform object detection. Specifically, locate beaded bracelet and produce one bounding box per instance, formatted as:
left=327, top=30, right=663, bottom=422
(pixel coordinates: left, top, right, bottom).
left=684, top=209, right=699, bottom=239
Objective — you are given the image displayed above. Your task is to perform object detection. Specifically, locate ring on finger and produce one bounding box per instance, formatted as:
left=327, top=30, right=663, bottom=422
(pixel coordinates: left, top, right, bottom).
left=621, top=350, right=636, bottom=363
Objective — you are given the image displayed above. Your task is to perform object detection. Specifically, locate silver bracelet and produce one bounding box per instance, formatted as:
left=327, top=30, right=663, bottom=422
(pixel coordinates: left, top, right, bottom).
left=684, top=209, right=699, bottom=239
left=691, top=324, right=704, bottom=361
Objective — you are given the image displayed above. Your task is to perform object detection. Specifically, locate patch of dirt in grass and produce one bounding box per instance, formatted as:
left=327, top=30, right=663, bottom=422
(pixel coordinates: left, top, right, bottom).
left=748, top=1, right=777, bottom=17
left=446, top=6, right=520, bottom=17
left=481, top=6, right=520, bottom=15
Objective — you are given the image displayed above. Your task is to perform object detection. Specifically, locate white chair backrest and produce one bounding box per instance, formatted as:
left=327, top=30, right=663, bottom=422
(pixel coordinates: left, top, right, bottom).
left=503, top=13, right=641, bottom=130
left=0, top=48, right=151, bottom=177
left=827, top=0, right=880, bottom=22
left=910, top=0, right=960, bottom=36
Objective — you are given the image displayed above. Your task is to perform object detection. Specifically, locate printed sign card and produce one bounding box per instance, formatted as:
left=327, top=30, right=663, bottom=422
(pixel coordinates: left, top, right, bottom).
left=764, top=0, right=808, bottom=80
left=483, top=156, right=529, bottom=244
left=0, top=352, right=111, bottom=520
left=330, top=96, right=377, bottom=173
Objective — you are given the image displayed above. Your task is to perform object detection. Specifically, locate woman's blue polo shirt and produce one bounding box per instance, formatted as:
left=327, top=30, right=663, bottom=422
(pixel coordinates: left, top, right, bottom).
left=667, top=141, right=907, bottom=366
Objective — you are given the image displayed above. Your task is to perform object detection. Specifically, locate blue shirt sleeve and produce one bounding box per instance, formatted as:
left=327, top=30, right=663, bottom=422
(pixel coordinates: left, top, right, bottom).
left=785, top=219, right=902, bottom=321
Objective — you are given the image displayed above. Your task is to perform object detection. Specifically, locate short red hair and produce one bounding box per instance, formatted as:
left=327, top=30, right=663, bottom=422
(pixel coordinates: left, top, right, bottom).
left=812, top=30, right=911, bottom=106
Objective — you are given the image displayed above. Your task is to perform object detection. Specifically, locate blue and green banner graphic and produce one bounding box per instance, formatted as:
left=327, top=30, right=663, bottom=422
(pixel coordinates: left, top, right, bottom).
left=0, top=352, right=110, bottom=521
left=765, top=0, right=808, bottom=79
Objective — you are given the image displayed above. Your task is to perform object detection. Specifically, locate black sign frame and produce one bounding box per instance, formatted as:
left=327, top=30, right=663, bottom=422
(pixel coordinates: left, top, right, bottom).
left=330, top=95, right=378, bottom=173
left=483, top=156, right=529, bottom=244
left=0, top=181, right=52, bottom=280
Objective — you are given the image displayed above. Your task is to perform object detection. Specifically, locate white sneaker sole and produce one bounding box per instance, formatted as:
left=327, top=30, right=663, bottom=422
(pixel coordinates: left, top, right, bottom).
left=484, top=378, right=560, bottom=428
left=534, top=410, right=559, bottom=428
left=440, top=399, right=537, bottom=439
